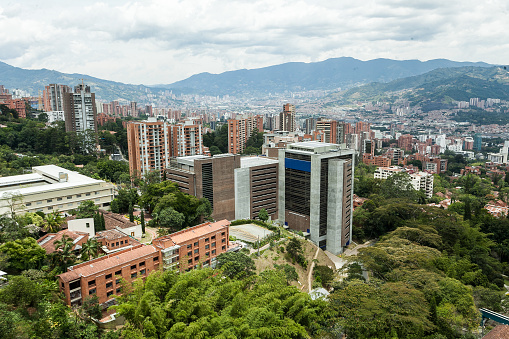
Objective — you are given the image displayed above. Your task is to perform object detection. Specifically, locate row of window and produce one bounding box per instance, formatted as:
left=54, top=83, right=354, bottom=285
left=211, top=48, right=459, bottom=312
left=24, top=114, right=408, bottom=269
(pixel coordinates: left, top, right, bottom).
left=185, top=232, right=226, bottom=249
left=25, top=192, right=102, bottom=207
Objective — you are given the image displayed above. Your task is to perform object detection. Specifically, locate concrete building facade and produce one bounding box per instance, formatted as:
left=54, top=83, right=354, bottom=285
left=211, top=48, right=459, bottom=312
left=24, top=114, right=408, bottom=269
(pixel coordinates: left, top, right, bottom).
left=234, top=157, right=279, bottom=220
left=278, top=142, right=355, bottom=255
left=279, top=103, right=296, bottom=132
left=0, top=165, right=114, bottom=216
left=227, top=115, right=263, bottom=154
left=166, top=154, right=240, bottom=221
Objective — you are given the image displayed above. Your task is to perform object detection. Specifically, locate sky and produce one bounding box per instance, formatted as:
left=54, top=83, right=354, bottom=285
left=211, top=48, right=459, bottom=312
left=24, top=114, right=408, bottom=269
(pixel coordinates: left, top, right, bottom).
left=0, top=0, right=508, bottom=85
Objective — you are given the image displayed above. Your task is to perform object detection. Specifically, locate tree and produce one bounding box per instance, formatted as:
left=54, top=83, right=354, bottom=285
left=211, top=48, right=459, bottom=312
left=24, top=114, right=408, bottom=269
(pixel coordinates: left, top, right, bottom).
left=156, top=207, right=185, bottom=231
left=1, top=191, right=24, bottom=217
left=53, top=235, right=76, bottom=271
left=274, top=264, right=298, bottom=284
left=73, top=200, right=98, bottom=218
left=216, top=251, right=256, bottom=278
left=81, top=295, right=102, bottom=320
left=80, top=238, right=100, bottom=261
left=140, top=210, right=146, bottom=234
left=41, top=211, right=64, bottom=233
left=0, top=238, right=45, bottom=271
left=128, top=202, right=134, bottom=222
left=258, top=208, right=269, bottom=222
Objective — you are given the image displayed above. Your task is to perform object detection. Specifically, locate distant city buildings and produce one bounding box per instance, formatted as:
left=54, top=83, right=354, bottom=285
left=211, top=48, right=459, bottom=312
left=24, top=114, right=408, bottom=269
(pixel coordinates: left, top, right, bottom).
left=374, top=166, right=434, bottom=198
left=279, top=103, right=296, bottom=132
left=227, top=115, right=263, bottom=154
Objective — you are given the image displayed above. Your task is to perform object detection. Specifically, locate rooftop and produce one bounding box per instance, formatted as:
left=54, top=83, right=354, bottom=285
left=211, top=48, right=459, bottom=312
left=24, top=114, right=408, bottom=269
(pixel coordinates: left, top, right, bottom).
left=58, top=245, right=158, bottom=282
left=153, top=219, right=230, bottom=249
left=37, top=229, right=89, bottom=254
left=240, top=156, right=278, bottom=168
left=95, top=229, right=129, bottom=241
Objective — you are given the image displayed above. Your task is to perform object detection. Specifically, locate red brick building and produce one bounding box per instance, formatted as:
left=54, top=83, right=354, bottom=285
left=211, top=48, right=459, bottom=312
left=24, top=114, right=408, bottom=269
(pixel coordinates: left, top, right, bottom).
left=152, top=219, right=230, bottom=271
left=228, top=115, right=263, bottom=154
left=58, top=244, right=160, bottom=307
left=58, top=220, right=231, bottom=307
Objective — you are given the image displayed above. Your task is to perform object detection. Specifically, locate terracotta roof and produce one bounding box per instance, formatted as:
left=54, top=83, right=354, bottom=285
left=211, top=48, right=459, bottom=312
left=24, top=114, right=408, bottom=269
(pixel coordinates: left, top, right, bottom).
left=57, top=245, right=158, bottom=283
left=95, top=229, right=129, bottom=241
left=483, top=325, right=509, bottom=339
left=99, top=209, right=137, bottom=230
left=37, top=229, right=89, bottom=254
left=163, top=219, right=229, bottom=245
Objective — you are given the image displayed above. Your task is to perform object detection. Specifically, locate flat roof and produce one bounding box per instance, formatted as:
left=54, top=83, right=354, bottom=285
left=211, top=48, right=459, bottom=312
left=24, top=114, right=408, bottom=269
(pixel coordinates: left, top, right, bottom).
left=0, top=165, right=109, bottom=197
left=240, top=156, right=278, bottom=168
left=176, top=155, right=209, bottom=166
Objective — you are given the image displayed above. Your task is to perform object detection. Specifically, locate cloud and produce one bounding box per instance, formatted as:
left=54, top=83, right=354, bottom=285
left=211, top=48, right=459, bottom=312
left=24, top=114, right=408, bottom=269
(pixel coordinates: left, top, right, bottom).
left=0, top=0, right=508, bottom=85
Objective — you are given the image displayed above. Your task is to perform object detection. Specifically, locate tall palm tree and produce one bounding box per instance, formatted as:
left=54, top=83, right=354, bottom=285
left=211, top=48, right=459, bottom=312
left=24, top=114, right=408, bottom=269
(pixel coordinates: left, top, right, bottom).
left=53, top=235, right=76, bottom=271
left=42, top=211, right=64, bottom=233
left=80, top=238, right=100, bottom=261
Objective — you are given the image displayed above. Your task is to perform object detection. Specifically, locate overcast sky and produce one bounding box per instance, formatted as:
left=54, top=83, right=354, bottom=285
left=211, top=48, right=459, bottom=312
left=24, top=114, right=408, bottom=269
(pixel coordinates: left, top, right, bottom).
left=1, top=0, right=508, bottom=85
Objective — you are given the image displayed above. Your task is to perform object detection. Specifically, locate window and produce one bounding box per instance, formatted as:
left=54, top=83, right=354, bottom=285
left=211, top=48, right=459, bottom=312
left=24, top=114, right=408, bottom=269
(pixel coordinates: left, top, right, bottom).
left=86, top=193, right=91, bottom=196
left=88, top=280, right=96, bottom=286
left=131, top=273, right=137, bottom=278
left=212, top=242, right=216, bottom=247
left=95, top=198, right=100, bottom=201
left=107, top=291, right=113, bottom=297
left=116, top=288, right=121, bottom=294
left=212, top=249, right=216, bottom=255
left=89, top=288, right=96, bottom=295
left=115, top=270, right=121, bottom=275
left=221, top=232, right=225, bottom=236
left=187, top=251, right=192, bottom=256
left=140, top=269, right=146, bottom=275
left=130, top=265, right=136, bottom=270
left=120, top=240, right=123, bottom=245
left=68, top=203, right=73, bottom=207
left=205, top=238, right=209, bottom=242
left=222, top=246, right=226, bottom=250
left=106, top=282, right=113, bottom=288
left=139, top=261, right=145, bottom=267
left=194, top=256, right=199, bottom=261
left=194, top=241, right=198, bottom=247
left=206, top=252, right=210, bottom=257
left=222, top=238, right=226, bottom=243
left=205, top=244, right=209, bottom=249
left=194, top=249, right=199, bottom=254
left=37, top=201, right=42, bottom=205
left=76, top=194, right=81, bottom=198
left=211, top=235, right=216, bottom=240
left=187, top=244, right=192, bottom=249
left=26, top=202, right=31, bottom=206
left=153, top=257, right=159, bottom=262
left=188, top=259, right=192, bottom=264
left=47, top=199, right=52, bottom=203
left=116, top=242, right=119, bottom=246
left=95, top=191, right=99, bottom=195
left=67, top=196, right=72, bottom=199
left=57, top=197, right=62, bottom=201
left=48, top=206, right=53, bottom=210
left=116, top=279, right=121, bottom=284
left=86, top=223, right=90, bottom=228
left=105, top=273, right=112, bottom=279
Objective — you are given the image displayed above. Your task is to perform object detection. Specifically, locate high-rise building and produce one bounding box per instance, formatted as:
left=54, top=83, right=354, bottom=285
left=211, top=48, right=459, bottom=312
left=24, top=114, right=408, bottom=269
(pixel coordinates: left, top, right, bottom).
left=316, top=119, right=338, bottom=144
left=305, top=118, right=316, bottom=134
left=63, top=84, right=97, bottom=133
left=127, top=119, right=208, bottom=178
left=228, top=115, right=263, bottom=154
left=474, top=133, right=482, bottom=152
left=279, top=103, right=296, bottom=132
left=278, top=141, right=355, bottom=255
left=43, top=84, right=71, bottom=112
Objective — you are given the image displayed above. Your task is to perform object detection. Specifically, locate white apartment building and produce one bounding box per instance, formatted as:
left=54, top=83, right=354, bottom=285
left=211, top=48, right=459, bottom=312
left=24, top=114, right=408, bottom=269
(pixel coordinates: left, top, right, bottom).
left=0, top=165, right=114, bottom=216
left=374, top=166, right=434, bottom=198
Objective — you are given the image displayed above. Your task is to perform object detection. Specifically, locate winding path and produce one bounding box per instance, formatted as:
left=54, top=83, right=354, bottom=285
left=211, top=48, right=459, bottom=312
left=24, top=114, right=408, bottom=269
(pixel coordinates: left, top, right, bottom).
left=308, top=247, right=320, bottom=293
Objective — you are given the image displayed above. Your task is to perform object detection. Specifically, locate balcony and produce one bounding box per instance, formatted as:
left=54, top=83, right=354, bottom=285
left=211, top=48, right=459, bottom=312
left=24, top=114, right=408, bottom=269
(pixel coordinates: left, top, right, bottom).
left=70, top=290, right=82, bottom=300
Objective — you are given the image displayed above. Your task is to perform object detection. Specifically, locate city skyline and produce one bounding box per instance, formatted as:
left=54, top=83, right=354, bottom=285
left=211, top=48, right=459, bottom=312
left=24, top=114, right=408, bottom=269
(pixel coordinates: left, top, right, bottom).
left=1, top=0, right=508, bottom=85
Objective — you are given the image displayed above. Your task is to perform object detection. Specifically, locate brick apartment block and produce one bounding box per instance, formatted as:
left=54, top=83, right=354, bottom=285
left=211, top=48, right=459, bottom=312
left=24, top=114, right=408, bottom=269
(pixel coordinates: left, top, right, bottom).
left=58, top=220, right=230, bottom=307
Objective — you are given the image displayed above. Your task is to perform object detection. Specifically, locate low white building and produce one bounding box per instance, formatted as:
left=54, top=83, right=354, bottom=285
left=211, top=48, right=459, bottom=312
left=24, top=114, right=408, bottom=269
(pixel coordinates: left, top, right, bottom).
left=374, top=166, right=434, bottom=198
left=0, top=165, right=114, bottom=216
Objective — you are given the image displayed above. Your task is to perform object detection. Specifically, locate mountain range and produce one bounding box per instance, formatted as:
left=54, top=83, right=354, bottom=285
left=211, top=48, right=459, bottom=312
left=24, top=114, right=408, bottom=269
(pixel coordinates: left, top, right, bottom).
left=329, top=66, right=509, bottom=108
left=0, top=58, right=495, bottom=102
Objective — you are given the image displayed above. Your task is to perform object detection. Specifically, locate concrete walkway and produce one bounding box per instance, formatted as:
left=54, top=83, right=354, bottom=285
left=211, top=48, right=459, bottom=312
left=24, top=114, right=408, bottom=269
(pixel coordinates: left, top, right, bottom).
left=308, top=247, right=320, bottom=293
left=324, top=240, right=375, bottom=270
